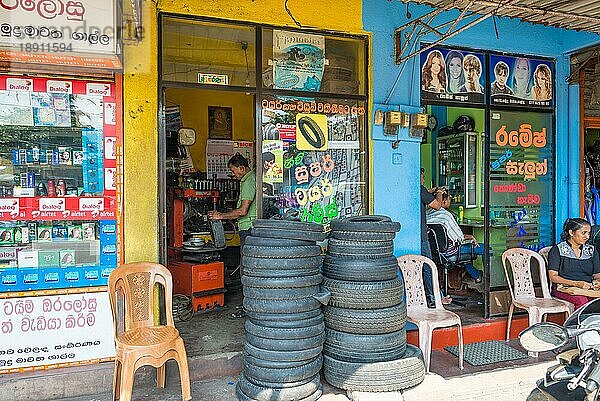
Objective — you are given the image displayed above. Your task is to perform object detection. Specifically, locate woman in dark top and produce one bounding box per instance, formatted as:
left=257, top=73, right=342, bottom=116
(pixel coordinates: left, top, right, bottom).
left=548, top=218, right=600, bottom=309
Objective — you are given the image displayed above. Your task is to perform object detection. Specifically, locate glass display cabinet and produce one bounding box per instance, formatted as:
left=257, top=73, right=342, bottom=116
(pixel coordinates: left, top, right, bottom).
left=0, top=76, right=119, bottom=292
left=437, top=131, right=478, bottom=208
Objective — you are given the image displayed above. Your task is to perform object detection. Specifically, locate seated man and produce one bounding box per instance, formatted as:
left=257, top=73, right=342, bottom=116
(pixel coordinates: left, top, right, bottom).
left=426, top=188, right=482, bottom=283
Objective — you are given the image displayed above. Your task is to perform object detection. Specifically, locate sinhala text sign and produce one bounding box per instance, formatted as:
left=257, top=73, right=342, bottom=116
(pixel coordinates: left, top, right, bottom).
left=0, top=292, right=115, bottom=372
left=0, top=0, right=116, bottom=55
left=487, top=110, right=554, bottom=294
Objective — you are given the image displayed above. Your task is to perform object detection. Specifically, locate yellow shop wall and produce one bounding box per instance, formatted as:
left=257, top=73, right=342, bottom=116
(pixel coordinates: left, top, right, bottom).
left=123, top=0, right=365, bottom=262
left=165, top=89, right=255, bottom=171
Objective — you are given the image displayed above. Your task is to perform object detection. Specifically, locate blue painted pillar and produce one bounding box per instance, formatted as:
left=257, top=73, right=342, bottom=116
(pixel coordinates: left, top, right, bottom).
left=567, top=72, right=582, bottom=222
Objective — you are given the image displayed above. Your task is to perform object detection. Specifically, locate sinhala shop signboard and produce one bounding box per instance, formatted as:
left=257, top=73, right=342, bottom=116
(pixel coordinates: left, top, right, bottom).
left=0, top=292, right=115, bottom=372
left=0, top=0, right=117, bottom=55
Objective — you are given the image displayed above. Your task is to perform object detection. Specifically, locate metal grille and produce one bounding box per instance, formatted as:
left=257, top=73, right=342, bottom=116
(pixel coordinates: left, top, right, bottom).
left=402, top=0, right=600, bottom=34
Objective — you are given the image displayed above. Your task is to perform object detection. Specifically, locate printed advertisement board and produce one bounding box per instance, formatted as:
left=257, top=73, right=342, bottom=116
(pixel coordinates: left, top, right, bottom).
left=0, top=291, right=115, bottom=373
left=0, top=75, right=121, bottom=291
left=420, top=46, right=486, bottom=105
left=489, top=54, right=554, bottom=109
left=273, top=30, right=325, bottom=92
left=0, top=0, right=117, bottom=55
left=261, top=97, right=366, bottom=223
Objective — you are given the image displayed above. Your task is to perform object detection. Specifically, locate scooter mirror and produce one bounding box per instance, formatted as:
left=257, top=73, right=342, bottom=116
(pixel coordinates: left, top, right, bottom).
left=519, top=322, right=569, bottom=352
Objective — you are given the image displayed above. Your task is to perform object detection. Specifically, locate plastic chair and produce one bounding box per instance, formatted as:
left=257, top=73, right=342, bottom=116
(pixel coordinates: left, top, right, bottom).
left=502, top=248, right=574, bottom=355
left=108, top=262, right=191, bottom=401
left=538, top=246, right=552, bottom=263
left=397, top=254, right=463, bottom=373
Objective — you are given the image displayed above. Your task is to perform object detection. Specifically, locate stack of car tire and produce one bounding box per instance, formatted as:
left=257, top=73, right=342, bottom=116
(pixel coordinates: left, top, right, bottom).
left=236, top=219, right=328, bottom=401
left=322, top=215, right=426, bottom=393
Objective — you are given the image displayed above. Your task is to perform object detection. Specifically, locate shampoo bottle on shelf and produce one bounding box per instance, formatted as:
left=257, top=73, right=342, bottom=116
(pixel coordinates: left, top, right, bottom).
left=36, top=182, right=47, bottom=197
left=47, top=180, right=56, bottom=197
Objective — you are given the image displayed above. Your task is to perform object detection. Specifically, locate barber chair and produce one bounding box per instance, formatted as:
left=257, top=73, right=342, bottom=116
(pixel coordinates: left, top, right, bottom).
left=427, top=223, right=478, bottom=305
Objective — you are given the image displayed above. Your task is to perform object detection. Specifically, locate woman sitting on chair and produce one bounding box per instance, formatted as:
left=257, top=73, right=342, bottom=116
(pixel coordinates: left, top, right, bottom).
left=548, top=218, right=600, bottom=309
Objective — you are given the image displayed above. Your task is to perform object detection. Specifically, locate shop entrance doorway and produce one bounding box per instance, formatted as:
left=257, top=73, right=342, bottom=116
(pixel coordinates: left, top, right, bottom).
left=160, top=86, right=255, bottom=311
left=155, top=14, right=370, bottom=357
left=421, top=105, right=486, bottom=321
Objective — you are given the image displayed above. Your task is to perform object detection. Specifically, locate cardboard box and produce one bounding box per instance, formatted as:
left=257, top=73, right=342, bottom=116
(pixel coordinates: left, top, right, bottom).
left=73, top=150, right=84, bottom=165
left=52, top=226, right=68, bottom=240
left=58, top=147, right=72, bottom=165
left=82, top=223, right=96, bottom=240
left=320, top=79, right=359, bottom=94
left=68, top=225, right=82, bottom=240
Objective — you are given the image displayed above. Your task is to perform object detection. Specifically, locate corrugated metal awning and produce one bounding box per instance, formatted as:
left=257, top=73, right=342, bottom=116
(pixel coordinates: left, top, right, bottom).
left=402, top=0, right=600, bottom=34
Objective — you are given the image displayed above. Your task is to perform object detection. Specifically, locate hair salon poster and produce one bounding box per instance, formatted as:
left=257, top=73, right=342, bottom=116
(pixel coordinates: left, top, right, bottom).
left=420, top=46, right=485, bottom=104
left=489, top=54, right=554, bottom=109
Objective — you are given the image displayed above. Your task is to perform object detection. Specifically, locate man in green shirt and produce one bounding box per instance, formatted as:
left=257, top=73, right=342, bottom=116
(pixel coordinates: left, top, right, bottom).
left=208, top=153, right=256, bottom=268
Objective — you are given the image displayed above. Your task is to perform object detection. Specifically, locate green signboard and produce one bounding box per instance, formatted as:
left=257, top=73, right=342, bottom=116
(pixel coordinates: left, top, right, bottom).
left=488, top=111, right=554, bottom=289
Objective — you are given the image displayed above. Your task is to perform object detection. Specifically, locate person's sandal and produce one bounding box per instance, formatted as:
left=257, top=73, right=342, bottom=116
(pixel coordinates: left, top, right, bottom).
left=441, top=295, right=453, bottom=305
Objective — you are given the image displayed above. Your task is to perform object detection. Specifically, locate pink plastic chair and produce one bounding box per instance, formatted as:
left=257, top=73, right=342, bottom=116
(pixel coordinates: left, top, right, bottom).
left=398, top=254, right=463, bottom=373
left=502, top=248, right=574, bottom=356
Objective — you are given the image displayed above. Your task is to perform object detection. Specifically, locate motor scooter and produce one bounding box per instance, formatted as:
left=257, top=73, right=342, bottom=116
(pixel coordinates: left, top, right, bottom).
left=520, top=298, right=600, bottom=401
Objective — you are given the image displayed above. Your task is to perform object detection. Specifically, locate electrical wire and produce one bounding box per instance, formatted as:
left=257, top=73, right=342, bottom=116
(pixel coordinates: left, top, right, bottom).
left=284, top=0, right=302, bottom=27
left=242, top=41, right=251, bottom=88
left=384, top=29, right=420, bottom=104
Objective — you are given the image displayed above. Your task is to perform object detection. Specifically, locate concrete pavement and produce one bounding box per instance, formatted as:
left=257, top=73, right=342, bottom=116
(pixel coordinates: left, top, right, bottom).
left=58, top=360, right=554, bottom=401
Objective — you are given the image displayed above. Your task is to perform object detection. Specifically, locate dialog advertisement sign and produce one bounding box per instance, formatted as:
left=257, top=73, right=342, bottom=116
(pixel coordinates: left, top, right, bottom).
left=0, top=0, right=117, bottom=55
left=0, top=75, right=120, bottom=291
left=0, top=291, right=115, bottom=373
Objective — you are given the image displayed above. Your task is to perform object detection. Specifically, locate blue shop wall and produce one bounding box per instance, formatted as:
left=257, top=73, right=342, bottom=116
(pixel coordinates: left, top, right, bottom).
left=364, top=1, right=600, bottom=253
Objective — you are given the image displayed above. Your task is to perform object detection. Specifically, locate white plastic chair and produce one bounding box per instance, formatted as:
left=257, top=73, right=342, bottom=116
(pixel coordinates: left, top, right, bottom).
left=502, top=248, right=574, bottom=356
left=398, top=254, right=463, bottom=373
left=538, top=246, right=552, bottom=264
